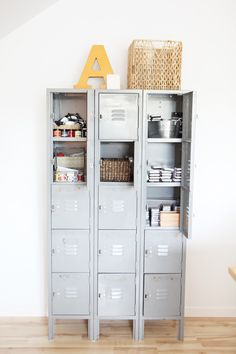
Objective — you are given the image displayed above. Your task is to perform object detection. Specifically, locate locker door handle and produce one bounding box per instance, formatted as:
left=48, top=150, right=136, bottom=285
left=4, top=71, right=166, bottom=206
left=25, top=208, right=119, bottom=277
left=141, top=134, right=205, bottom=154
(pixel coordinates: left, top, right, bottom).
left=99, top=114, right=103, bottom=119
left=99, top=205, right=102, bottom=210
left=144, top=294, right=148, bottom=299
left=98, top=249, right=102, bottom=255
left=98, top=293, right=101, bottom=298
left=51, top=205, right=55, bottom=212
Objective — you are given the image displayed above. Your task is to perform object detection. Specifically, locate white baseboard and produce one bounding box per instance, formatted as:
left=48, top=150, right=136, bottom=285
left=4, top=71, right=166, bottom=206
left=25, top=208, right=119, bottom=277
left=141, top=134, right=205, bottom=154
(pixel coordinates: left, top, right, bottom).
left=185, top=306, right=236, bottom=317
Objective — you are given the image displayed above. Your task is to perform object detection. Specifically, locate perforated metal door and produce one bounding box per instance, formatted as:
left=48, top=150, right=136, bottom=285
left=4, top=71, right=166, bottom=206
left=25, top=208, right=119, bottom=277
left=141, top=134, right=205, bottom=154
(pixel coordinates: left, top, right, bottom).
left=52, top=273, right=89, bottom=315
left=144, top=274, right=181, bottom=317
left=145, top=231, right=182, bottom=273
left=181, top=92, right=195, bottom=238
left=99, top=93, right=138, bottom=140
left=98, top=230, right=136, bottom=273
left=99, top=186, right=136, bottom=229
left=98, top=274, right=135, bottom=316
left=52, top=185, right=89, bottom=229
left=52, top=230, right=89, bottom=272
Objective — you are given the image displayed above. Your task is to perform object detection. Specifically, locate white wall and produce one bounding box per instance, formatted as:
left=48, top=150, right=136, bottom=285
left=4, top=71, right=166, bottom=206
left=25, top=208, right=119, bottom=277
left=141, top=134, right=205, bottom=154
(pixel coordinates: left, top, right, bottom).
left=0, top=0, right=236, bottom=316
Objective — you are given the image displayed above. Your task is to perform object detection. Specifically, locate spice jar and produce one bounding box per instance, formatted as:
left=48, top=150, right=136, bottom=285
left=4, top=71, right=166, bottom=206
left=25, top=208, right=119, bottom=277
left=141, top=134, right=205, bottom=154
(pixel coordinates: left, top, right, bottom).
left=53, top=129, right=61, bottom=137
left=67, top=129, right=75, bottom=137
left=75, top=130, right=82, bottom=138
left=61, top=129, right=68, bottom=137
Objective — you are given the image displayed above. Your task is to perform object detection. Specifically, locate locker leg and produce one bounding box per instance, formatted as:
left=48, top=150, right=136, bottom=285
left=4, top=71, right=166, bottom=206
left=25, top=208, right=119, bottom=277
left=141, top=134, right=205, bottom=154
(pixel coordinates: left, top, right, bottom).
left=178, top=319, right=184, bottom=340
left=88, top=319, right=94, bottom=341
left=48, top=316, right=54, bottom=340
left=94, top=318, right=100, bottom=340
left=133, top=319, right=139, bottom=340
left=139, top=318, right=144, bottom=340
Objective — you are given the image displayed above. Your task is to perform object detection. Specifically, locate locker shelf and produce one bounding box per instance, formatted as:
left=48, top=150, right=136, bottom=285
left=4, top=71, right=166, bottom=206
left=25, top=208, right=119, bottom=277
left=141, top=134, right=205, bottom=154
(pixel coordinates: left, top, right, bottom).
left=147, top=138, right=182, bottom=143
left=53, top=137, right=87, bottom=142
left=147, top=182, right=181, bottom=187
left=145, top=226, right=180, bottom=231
left=100, top=182, right=133, bottom=186
left=52, top=182, right=86, bottom=185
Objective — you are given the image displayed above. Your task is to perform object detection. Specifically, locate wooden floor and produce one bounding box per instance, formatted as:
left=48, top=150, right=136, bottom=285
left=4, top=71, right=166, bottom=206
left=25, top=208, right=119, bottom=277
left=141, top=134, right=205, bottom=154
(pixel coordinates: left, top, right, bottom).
left=0, top=318, right=235, bottom=354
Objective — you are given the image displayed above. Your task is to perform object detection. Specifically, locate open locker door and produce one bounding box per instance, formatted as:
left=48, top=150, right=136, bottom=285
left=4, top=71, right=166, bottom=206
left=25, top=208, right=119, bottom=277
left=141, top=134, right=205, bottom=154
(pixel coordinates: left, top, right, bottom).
left=180, top=92, right=196, bottom=238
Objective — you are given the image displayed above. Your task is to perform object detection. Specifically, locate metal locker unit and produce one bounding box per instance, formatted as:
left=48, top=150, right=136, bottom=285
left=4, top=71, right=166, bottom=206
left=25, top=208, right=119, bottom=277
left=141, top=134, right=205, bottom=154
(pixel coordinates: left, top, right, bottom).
left=139, top=90, right=196, bottom=340
left=98, top=230, right=136, bottom=273
left=144, top=274, right=181, bottom=317
left=48, top=89, right=94, bottom=340
left=144, top=230, right=182, bottom=274
left=52, top=230, right=89, bottom=273
left=98, top=186, right=137, bottom=229
left=98, top=274, right=136, bottom=316
left=98, top=93, right=139, bottom=140
left=52, top=185, right=89, bottom=229
left=94, top=90, right=142, bottom=340
left=52, top=273, right=90, bottom=315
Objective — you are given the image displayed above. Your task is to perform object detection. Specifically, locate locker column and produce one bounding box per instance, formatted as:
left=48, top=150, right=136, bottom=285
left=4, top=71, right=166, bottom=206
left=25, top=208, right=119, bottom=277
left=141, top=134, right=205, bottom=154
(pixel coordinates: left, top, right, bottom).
left=47, top=89, right=94, bottom=340
left=139, top=90, right=196, bottom=340
left=94, top=90, right=142, bottom=340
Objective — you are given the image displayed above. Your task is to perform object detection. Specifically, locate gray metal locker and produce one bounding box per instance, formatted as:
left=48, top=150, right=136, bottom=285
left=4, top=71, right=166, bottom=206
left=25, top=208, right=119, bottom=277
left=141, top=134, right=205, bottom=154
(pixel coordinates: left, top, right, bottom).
left=98, top=274, right=135, bottom=316
left=48, top=89, right=94, bottom=341
left=139, top=90, right=196, bottom=340
left=144, top=230, right=182, bottom=274
left=52, top=273, right=90, bottom=315
left=98, top=230, right=136, bottom=273
left=144, top=274, right=181, bottom=317
left=99, top=186, right=136, bottom=229
left=52, top=230, right=89, bottom=273
left=99, top=93, right=139, bottom=140
left=51, top=185, right=89, bottom=229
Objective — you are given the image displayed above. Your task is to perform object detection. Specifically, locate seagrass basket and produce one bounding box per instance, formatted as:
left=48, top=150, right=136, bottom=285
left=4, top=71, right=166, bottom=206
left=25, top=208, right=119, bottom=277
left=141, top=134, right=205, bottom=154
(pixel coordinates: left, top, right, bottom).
left=100, top=158, right=133, bottom=182
left=128, top=40, right=182, bottom=90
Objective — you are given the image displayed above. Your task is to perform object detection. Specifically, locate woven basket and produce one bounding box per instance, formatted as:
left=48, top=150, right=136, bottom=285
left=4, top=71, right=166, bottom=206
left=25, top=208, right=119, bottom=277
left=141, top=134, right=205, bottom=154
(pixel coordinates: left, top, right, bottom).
left=128, top=40, right=182, bottom=90
left=100, top=158, right=133, bottom=182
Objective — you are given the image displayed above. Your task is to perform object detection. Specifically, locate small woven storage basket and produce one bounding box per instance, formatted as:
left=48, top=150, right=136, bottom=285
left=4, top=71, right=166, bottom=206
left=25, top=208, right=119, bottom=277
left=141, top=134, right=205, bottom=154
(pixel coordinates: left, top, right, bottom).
left=128, top=40, right=182, bottom=90
left=100, top=158, right=133, bottom=182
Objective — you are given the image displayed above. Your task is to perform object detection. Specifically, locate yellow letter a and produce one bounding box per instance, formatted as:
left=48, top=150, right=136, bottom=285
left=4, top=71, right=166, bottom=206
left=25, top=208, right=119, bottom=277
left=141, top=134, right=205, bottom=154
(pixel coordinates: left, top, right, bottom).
left=74, top=45, right=113, bottom=89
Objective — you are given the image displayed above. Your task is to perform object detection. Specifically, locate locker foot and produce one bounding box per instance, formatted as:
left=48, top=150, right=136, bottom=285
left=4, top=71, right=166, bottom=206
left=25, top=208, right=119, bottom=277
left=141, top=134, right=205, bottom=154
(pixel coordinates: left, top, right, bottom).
left=93, top=319, right=100, bottom=340
left=178, top=319, right=184, bottom=340
left=139, top=319, right=144, bottom=340
left=133, top=319, right=139, bottom=340
left=88, top=319, right=94, bottom=341
left=48, top=317, right=54, bottom=340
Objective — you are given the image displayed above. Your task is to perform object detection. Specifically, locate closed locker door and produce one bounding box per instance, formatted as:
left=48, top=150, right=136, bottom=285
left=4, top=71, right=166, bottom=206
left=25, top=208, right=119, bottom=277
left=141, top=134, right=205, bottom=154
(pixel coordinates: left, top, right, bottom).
left=145, top=231, right=182, bottom=273
left=144, top=274, right=181, bottom=317
left=52, top=185, right=89, bottom=229
left=98, top=274, right=135, bottom=316
left=52, top=230, right=89, bottom=273
left=99, top=93, right=138, bottom=140
left=98, top=230, right=136, bottom=273
left=99, top=186, right=136, bottom=229
left=52, top=273, right=89, bottom=315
